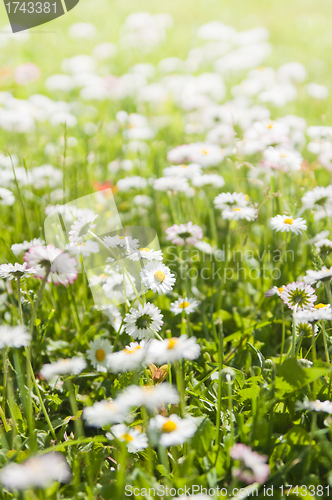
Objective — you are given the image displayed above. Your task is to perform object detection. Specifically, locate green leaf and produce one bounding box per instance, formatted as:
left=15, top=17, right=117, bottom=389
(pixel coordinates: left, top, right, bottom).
left=275, top=358, right=331, bottom=397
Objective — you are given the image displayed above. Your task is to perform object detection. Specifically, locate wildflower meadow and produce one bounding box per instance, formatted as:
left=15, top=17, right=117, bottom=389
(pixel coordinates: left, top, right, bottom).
left=1, top=1, right=332, bottom=498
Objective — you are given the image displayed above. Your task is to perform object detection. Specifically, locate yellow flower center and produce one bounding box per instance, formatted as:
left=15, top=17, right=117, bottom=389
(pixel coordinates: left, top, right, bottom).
left=267, top=123, right=273, bottom=129
left=121, top=433, right=133, bottom=442
left=154, top=271, right=165, bottom=282
left=233, top=208, right=241, bottom=212
left=283, top=218, right=293, bottom=225
left=124, top=346, right=142, bottom=354
left=280, top=153, right=287, bottom=158
left=179, top=301, right=190, bottom=309
left=162, top=420, right=177, bottom=433
left=202, top=149, right=208, bottom=155
left=245, top=194, right=249, bottom=201
left=140, top=248, right=151, bottom=252
left=314, top=303, right=327, bottom=309
left=96, top=349, right=106, bottom=362
left=167, top=338, right=178, bottom=350
left=278, top=287, right=284, bottom=294
left=180, top=164, right=187, bottom=168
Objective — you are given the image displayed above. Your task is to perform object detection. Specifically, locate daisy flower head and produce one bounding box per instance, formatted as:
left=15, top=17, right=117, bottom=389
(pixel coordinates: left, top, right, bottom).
left=0, top=262, right=35, bottom=281
left=83, top=399, right=130, bottom=427
left=148, top=414, right=197, bottom=446
left=40, top=357, right=86, bottom=380
left=69, top=210, right=98, bottom=244
left=295, top=321, right=318, bottom=338
left=103, top=235, right=139, bottom=251
left=66, top=240, right=99, bottom=257
left=0, top=187, right=15, bottom=206
left=11, top=238, right=45, bottom=256
left=140, top=262, right=176, bottom=295
left=230, top=444, right=270, bottom=484
left=107, top=341, right=148, bottom=373
left=295, top=399, right=332, bottom=414
left=24, top=245, right=78, bottom=286
left=170, top=297, right=199, bottom=315
left=124, top=302, right=163, bottom=340
left=262, top=146, right=303, bottom=172
left=86, top=338, right=113, bottom=372
left=221, top=206, right=257, bottom=221
left=295, top=304, right=332, bottom=323
left=314, top=238, right=332, bottom=255
left=302, top=186, right=332, bottom=210
left=265, top=285, right=286, bottom=297
left=106, top=424, right=148, bottom=453
left=0, top=453, right=71, bottom=491
left=117, top=383, right=179, bottom=411
left=280, top=282, right=317, bottom=311
left=165, top=222, right=203, bottom=246
left=304, top=266, right=332, bottom=285
left=270, top=215, right=307, bottom=235
left=153, top=176, right=190, bottom=193
left=214, top=192, right=249, bottom=211
left=127, top=247, right=163, bottom=262
left=0, top=325, right=31, bottom=349
left=147, top=335, right=201, bottom=364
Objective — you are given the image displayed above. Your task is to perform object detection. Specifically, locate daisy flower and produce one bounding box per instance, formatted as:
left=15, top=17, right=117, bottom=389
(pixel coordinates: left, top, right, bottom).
left=66, top=240, right=99, bottom=257
left=304, top=266, right=332, bottom=285
left=230, top=444, right=270, bottom=484
left=86, top=338, right=113, bottom=372
left=0, top=325, right=31, bottom=349
left=69, top=211, right=98, bottom=243
left=214, top=192, right=249, bottom=210
left=117, top=383, right=179, bottom=411
left=40, top=357, right=86, bottom=380
left=0, top=262, right=34, bottom=281
left=314, top=239, right=332, bottom=254
left=140, top=262, right=176, bottom=295
left=11, top=238, right=45, bottom=256
left=165, top=222, right=203, bottom=246
left=124, top=303, right=163, bottom=340
left=262, top=146, right=303, bottom=172
left=107, top=341, right=148, bottom=373
left=302, top=186, right=332, bottom=210
left=222, top=206, right=257, bottom=221
left=163, top=163, right=202, bottom=179
left=296, top=321, right=318, bottom=338
left=106, top=424, right=148, bottom=453
left=153, top=176, right=190, bottom=193
left=148, top=414, right=197, bottom=446
left=295, top=304, right=332, bottom=323
left=280, top=282, right=317, bottom=311
left=295, top=399, right=332, bottom=414
left=270, top=215, right=307, bottom=235
left=0, top=187, right=15, bottom=206
left=147, top=335, right=201, bottom=364
left=24, top=245, right=78, bottom=286
left=170, top=297, right=199, bottom=315
left=83, top=399, right=130, bottom=427
left=127, top=248, right=163, bottom=262
left=265, top=285, right=286, bottom=297
left=0, top=453, right=71, bottom=491
left=103, top=235, right=139, bottom=251
left=103, top=270, right=136, bottom=303
left=192, top=173, right=225, bottom=188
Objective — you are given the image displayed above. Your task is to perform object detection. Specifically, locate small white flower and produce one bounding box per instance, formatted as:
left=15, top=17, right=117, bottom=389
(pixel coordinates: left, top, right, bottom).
left=302, top=186, right=332, bottom=210
left=103, top=235, right=139, bottom=251
left=107, top=341, right=148, bottom=373
left=166, top=222, right=203, bottom=246
left=86, top=338, right=113, bottom=372
left=265, top=285, right=286, bottom=297
left=295, top=304, right=332, bottom=323
left=214, top=192, right=249, bottom=210
left=11, top=238, right=45, bottom=256
left=84, top=399, right=129, bottom=427
left=0, top=262, right=34, bottom=281
left=0, top=453, right=71, bottom=491
left=280, top=282, right=317, bottom=311
left=124, top=303, right=163, bottom=340
left=140, top=262, right=176, bottom=295
left=270, top=215, right=307, bottom=235
left=127, top=247, right=163, bottom=262
left=222, top=206, right=257, bottom=221
left=230, top=444, right=270, bottom=484
left=170, top=297, right=199, bottom=315
left=296, top=399, right=332, bottom=413
left=147, top=335, right=201, bottom=364
left=66, top=240, right=100, bottom=257
left=163, top=163, right=202, bottom=179
left=262, top=147, right=303, bottom=172
left=117, top=383, right=179, bottom=411
left=153, top=176, right=190, bottom=193
left=24, top=245, right=78, bottom=286
left=40, top=357, right=86, bottom=380
left=116, top=176, right=147, bottom=191
left=69, top=211, right=98, bottom=244
left=106, top=424, right=148, bottom=453
left=149, top=414, right=197, bottom=446
left=0, top=325, right=31, bottom=348
left=192, top=173, right=225, bottom=188
left=314, top=239, right=332, bottom=254
left=304, top=266, right=332, bottom=285
left=0, top=187, right=15, bottom=206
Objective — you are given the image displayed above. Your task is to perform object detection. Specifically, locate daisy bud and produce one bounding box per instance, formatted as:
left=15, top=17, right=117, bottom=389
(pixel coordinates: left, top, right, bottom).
left=149, top=363, right=169, bottom=384
left=221, top=367, right=235, bottom=382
